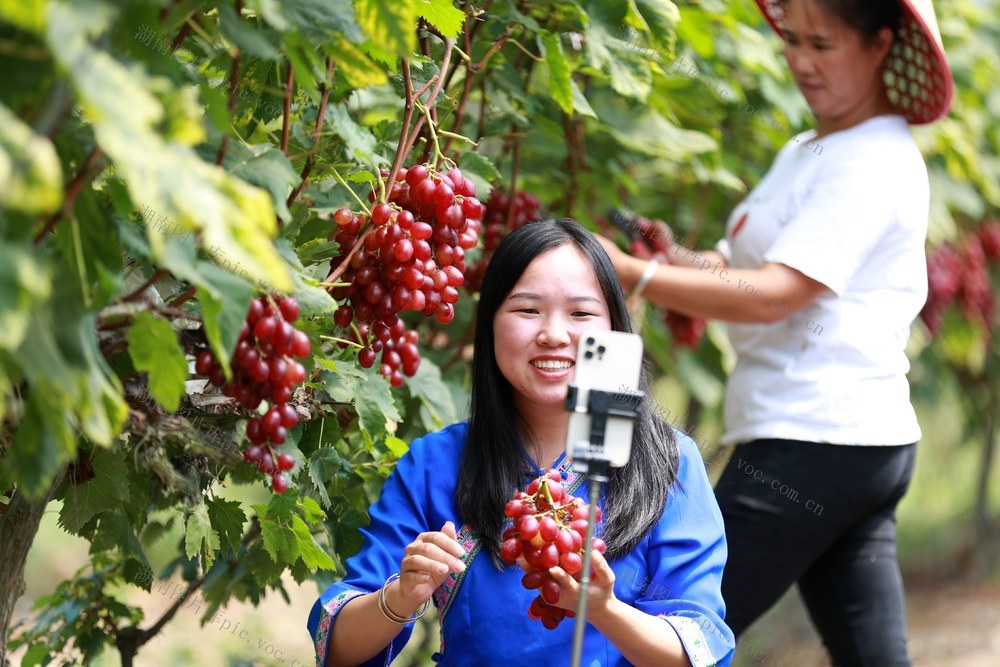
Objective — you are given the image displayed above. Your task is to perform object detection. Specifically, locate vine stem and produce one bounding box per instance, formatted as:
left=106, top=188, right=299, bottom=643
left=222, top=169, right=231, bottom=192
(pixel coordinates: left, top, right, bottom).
left=33, top=147, right=103, bottom=245
left=285, top=57, right=335, bottom=213
left=398, top=39, right=455, bottom=168
left=280, top=64, right=294, bottom=155
left=319, top=335, right=364, bottom=349
left=330, top=168, right=372, bottom=217
left=215, top=1, right=243, bottom=166
left=386, top=60, right=416, bottom=191
left=120, top=269, right=169, bottom=303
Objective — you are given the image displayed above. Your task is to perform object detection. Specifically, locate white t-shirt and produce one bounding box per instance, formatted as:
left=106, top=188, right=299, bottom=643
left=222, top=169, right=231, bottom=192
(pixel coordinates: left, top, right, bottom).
left=714, top=114, right=926, bottom=447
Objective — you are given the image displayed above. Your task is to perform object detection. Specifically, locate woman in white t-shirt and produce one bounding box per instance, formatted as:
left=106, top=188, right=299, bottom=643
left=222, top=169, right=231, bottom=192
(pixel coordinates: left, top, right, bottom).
left=598, top=0, right=954, bottom=664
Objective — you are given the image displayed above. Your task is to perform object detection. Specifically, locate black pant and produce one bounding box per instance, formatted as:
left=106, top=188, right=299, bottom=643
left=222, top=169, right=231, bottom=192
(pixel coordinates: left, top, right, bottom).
left=714, top=439, right=917, bottom=667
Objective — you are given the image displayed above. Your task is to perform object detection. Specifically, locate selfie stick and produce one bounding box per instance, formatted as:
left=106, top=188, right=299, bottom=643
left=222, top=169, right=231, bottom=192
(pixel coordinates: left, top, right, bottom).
left=564, top=385, right=643, bottom=667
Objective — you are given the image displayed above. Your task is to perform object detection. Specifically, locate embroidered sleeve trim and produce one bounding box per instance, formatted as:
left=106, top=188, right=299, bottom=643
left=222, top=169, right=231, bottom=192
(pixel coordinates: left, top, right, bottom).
left=661, top=615, right=719, bottom=667
left=314, top=589, right=367, bottom=667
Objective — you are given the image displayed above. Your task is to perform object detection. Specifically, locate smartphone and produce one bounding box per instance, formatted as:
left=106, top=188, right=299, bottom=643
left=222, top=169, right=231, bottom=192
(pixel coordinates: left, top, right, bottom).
left=565, top=330, right=645, bottom=467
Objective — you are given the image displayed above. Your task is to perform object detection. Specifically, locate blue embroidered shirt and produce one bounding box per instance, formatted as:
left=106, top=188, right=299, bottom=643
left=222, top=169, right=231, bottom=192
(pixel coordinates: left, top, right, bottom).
left=308, top=421, right=735, bottom=666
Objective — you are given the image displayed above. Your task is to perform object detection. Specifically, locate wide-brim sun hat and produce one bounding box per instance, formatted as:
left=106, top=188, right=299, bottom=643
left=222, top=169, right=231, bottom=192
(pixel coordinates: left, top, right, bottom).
left=754, top=0, right=955, bottom=125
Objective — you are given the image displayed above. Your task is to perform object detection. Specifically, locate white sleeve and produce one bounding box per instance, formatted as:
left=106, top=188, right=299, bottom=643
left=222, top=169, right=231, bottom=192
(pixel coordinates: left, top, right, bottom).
left=763, top=159, right=902, bottom=296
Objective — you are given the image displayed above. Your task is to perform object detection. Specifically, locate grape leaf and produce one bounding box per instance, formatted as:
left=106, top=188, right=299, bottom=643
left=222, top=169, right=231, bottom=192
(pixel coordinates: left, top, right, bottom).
left=0, top=243, right=51, bottom=352
left=0, top=102, right=63, bottom=214
left=323, top=363, right=400, bottom=436
left=228, top=144, right=301, bottom=223
left=207, top=498, right=247, bottom=555
left=46, top=1, right=292, bottom=293
left=58, top=447, right=130, bottom=535
left=539, top=32, right=574, bottom=114
left=291, top=514, right=336, bottom=570
left=307, top=447, right=342, bottom=508
left=297, top=496, right=325, bottom=525
left=417, top=0, right=466, bottom=38
left=126, top=312, right=188, bottom=412
left=196, top=263, right=254, bottom=380
left=354, top=0, right=418, bottom=59
left=185, top=501, right=221, bottom=568
left=404, top=358, right=458, bottom=430
left=327, top=33, right=389, bottom=89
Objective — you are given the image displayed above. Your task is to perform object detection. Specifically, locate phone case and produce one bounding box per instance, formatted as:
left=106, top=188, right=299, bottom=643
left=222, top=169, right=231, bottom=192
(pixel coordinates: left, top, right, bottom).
left=565, top=330, right=645, bottom=467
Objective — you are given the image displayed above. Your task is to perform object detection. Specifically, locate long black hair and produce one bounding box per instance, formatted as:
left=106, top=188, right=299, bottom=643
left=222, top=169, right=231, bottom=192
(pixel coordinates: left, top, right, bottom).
left=456, top=218, right=680, bottom=565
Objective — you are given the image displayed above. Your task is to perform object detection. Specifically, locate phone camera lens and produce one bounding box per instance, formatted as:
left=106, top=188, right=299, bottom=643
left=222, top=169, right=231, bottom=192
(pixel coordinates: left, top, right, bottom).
left=584, top=350, right=594, bottom=359
left=597, top=345, right=606, bottom=354
left=586, top=337, right=595, bottom=346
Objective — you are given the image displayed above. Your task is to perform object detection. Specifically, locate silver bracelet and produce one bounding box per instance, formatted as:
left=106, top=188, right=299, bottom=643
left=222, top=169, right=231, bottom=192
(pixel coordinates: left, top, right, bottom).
left=377, top=573, right=430, bottom=625
left=629, top=259, right=660, bottom=299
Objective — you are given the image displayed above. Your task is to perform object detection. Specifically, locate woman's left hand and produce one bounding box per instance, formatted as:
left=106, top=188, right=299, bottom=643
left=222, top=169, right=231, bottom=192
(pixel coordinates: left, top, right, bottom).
left=518, top=549, right=618, bottom=616
left=548, top=549, right=618, bottom=615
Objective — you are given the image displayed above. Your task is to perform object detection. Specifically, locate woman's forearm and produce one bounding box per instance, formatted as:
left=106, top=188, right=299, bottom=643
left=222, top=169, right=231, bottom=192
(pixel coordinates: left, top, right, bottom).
left=588, top=598, right=692, bottom=667
left=622, top=255, right=820, bottom=324
left=327, top=582, right=420, bottom=667
left=667, top=245, right=727, bottom=271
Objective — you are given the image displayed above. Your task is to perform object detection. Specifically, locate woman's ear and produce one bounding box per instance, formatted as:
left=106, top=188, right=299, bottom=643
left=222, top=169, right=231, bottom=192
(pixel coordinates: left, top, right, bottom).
left=872, top=25, right=895, bottom=67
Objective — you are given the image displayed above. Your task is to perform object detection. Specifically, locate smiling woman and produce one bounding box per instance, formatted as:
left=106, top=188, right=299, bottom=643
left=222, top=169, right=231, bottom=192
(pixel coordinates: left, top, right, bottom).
left=308, top=218, right=735, bottom=667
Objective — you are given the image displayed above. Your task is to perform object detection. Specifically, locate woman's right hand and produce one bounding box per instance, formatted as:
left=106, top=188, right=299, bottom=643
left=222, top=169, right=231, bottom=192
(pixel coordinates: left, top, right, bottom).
left=387, top=521, right=466, bottom=614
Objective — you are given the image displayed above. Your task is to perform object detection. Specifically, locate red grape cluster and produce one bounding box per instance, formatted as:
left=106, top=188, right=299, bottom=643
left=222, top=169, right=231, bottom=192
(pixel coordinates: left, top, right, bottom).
left=465, top=189, right=542, bottom=292
left=628, top=216, right=707, bottom=349
left=922, top=228, right=999, bottom=337
left=978, top=220, right=1000, bottom=261
left=501, top=470, right=606, bottom=630
left=194, top=296, right=310, bottom=493
left=328, top=164, right=481, bottom=385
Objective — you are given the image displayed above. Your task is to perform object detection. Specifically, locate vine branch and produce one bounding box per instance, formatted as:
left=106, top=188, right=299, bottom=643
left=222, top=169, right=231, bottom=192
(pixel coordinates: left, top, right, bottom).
left=33, top=147, right=103, bottom=245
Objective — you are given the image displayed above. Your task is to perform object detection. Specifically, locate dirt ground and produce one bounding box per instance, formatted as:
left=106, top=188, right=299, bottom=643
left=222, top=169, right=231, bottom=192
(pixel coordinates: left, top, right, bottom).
left=733, top=577, right=1000, bottom=666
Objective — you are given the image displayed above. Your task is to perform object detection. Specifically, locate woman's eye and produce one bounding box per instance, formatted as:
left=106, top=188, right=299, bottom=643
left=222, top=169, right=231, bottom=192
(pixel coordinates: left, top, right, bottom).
left=517, top=308, right=538, bottom=314
left=573, top=311, right=596, bottom=318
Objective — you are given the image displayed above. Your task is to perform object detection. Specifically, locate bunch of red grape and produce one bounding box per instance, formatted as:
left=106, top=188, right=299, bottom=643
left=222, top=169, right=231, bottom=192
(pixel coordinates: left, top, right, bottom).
left=921, top=225, right=999, bottom=338
left=194, top=296, right=310, bottom=493
left=328, top=164, right=481, bottom=385
left=501, top=470, right=606, bottom=630
left=626, top=215, right=707, bottom=349
left=465, top=189, right=543, bottom=293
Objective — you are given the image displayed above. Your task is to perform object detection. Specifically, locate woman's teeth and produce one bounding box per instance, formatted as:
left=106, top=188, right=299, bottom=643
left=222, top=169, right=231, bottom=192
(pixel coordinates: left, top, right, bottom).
left=532, top=360, right=572, bottom=370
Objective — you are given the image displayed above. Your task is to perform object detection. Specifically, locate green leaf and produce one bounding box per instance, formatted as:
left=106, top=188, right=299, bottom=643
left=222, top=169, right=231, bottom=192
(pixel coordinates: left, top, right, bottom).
left=297, top=496, right=325, bottom=525
left=125, top=312, right=188, bottom=412
left=0, top=0, right=47, bottom=33
left=571, top=80, right=598, bottom=118
left=404, top=358, right=458, bottom=430
left=323, top=363, right=400, bottom=436
left=46, top=1, right=292, bottom=292
left=327, top=34, right=389, bottom=89
left=207, top=498, right=247, bottom=554
left=296, top=238, right=340, bottom=265
left=3, top=392, right=74, bottom=500
left=217, top=2, right=281, bottom=60
left=539, top=32, right=574, bottom=114
left=307, top=447, right=342, bottom=508
left=354, top=0, right=417, bottom=58
left=0, top=244, right=51, bottom=352
left=93, top=510, right=150, bottom=572
left=328, top=104, right=385, bottom=170
left=196, top=264, right=254, bottom=379
left=633, top=0, right=680, bottom=45
left=291, top=514, right=336, bottom=570
left=255, top=497, right=298, bottom=564
left=417, top=0, right=465, bottom=38
left=0, top=102, right=63, bottom=215
left=385, top=435, right=409, bottom=457
left=58, top=448, right=130, bottom=534
left=185, top=501, right=221, bottom=568
left=228, top=144, right=301, bottom=223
